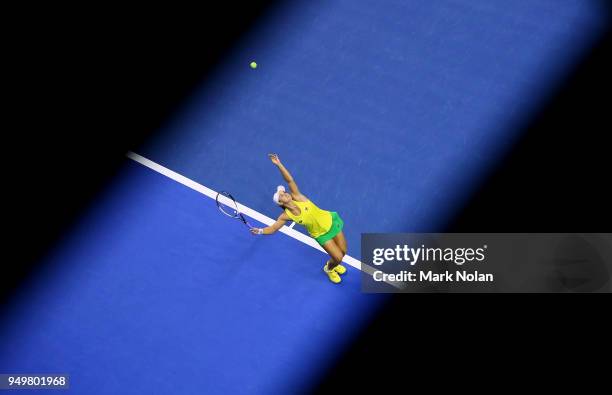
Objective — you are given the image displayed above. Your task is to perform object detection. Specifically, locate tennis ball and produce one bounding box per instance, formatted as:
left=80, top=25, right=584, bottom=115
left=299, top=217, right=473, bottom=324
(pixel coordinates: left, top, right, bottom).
left=250, top=61, right=258, bottom=69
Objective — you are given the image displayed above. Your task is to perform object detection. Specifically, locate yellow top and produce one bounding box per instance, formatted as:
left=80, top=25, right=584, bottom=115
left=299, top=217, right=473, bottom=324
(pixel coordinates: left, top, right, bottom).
left=284, top=200, right=332, bottom=238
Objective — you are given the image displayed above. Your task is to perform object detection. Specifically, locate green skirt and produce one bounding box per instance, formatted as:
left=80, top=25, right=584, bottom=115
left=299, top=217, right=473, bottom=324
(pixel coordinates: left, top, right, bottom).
left=315, top=212, right=344, bottom=245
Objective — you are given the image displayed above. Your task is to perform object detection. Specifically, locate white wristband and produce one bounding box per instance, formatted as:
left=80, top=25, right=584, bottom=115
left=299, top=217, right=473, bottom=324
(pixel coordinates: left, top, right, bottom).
left=257, top=228, right=264, bottom=235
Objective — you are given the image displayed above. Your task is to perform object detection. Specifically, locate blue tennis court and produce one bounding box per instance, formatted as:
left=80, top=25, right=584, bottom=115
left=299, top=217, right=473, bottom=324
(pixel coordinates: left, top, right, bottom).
left=1, top=160, right=384, bottom=393
left=0, top=1, right=606, bottom=393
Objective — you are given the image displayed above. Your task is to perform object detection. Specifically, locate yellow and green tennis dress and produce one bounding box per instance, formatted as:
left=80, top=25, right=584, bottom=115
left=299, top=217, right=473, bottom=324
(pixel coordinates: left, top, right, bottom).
left=284, top=200, right=344, bottom=245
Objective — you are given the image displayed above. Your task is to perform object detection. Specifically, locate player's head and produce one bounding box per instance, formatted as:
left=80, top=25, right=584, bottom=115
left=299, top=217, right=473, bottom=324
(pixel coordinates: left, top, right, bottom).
left=273, top=185, right=292, bottom=207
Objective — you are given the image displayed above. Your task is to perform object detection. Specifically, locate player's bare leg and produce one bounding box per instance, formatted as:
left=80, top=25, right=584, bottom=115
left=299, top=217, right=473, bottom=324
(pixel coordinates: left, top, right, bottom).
left=321, top=240, right=345, bottom=283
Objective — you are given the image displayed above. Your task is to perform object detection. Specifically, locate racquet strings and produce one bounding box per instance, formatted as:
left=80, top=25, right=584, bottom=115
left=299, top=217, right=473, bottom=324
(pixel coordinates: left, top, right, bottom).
left=216, top=191, right=239, bottom=218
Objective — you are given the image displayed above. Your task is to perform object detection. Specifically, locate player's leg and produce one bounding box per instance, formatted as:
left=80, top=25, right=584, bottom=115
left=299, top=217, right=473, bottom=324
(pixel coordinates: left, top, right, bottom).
left=321, top=239, right=344, bottom=283
left=328, top=231, right=348, bottom=275
left=333, top=231, right=347, bottom=255
left=321, top=239, right=344, bottom=269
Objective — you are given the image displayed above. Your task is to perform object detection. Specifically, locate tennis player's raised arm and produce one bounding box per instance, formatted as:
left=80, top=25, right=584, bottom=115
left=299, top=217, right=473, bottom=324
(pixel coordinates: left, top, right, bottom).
left=251, top=212, right=289, bottom=235
left=268, top=153, right=301, bottom=196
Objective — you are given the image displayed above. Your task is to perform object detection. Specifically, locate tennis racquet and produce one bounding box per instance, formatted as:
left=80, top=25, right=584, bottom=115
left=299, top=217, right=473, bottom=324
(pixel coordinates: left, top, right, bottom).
left=215, top=191, right=254, bottom=229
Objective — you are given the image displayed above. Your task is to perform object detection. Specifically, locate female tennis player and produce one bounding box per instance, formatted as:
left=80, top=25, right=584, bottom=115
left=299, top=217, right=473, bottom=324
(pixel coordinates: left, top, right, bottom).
left=250, top=153, right=347, bottom=284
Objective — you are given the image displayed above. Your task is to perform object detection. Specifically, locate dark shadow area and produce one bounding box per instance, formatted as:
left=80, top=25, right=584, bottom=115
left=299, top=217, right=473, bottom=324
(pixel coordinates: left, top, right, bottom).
left=309, top=8, right=611, bottom=395
left=2, top=3, right=282, bottom=306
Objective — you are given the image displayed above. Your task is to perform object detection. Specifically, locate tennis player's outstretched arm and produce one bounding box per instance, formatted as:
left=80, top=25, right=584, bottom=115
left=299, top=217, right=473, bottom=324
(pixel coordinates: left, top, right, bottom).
left=268, top=153, right=306, bottom=199
left=250, top=212, right=290, bottom=235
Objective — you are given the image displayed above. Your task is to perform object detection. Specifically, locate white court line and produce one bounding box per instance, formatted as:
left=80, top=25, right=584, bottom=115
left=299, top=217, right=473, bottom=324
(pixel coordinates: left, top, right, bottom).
left=126, top=151, right=400, bottom=288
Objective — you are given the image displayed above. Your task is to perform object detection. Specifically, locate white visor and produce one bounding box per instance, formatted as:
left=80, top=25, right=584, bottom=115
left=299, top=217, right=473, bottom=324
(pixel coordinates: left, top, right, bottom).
left=272, top=185, right=286, bottom=205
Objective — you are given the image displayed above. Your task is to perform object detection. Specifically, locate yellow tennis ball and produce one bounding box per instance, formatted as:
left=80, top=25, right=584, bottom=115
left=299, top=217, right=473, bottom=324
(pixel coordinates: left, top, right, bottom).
left=250, top=61, right=258, bottom=69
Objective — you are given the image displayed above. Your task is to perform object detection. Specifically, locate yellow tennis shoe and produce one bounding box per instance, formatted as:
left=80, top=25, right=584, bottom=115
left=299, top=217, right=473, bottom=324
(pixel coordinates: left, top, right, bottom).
left=323, top=263, right=342, bottom=284
left=333, top=263, right=347, bottom=275
left=326, top=259, right=347, bottom=275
